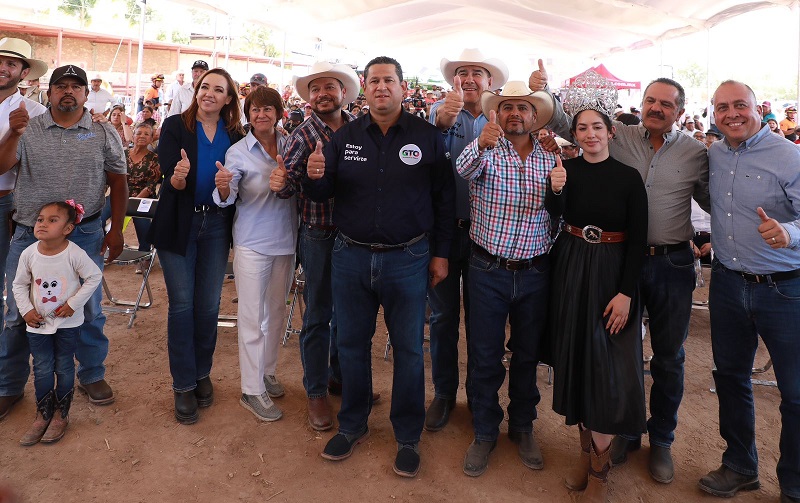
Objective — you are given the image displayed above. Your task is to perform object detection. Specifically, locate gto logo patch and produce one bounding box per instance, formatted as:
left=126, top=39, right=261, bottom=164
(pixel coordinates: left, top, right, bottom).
left=399, top=144, right=422, bottom=165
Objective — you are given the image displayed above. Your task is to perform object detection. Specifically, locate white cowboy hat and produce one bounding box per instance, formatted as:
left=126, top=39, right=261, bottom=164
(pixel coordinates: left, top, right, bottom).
left=293, top=62, right=360, bottom=106
left=480, top=81, right=555, bottom=132
left=0, top=38, right=48, bottom=81
left=440, top=49, right=509, bottom=91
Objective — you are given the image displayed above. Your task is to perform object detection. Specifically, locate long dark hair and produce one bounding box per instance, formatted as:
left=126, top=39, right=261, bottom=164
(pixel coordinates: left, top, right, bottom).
left=181, top=68, right=245, bottom=136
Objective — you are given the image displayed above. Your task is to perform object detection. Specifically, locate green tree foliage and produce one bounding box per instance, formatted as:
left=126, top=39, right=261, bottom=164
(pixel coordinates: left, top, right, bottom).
left=240, top=26, right=280, bottom=58
left=58, top=0, right=97, bottom=28
left=124, top=0, right=154, bottom=27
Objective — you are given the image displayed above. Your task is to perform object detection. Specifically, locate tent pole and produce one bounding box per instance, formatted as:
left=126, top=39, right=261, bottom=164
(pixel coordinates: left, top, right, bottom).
left=796, top=1, right=799, bottom=109
left=706, top=28, right=711, bottom=125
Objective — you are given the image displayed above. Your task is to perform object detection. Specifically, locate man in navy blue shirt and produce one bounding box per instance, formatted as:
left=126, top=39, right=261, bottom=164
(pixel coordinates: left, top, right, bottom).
left=304, top=56, right=455, bottom=478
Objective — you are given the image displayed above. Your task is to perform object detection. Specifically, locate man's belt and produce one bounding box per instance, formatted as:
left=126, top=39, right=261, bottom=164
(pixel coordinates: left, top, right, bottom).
left=304, top=221, right=337, bottom=231
left=339, top=232, right=426, bottom=252
left=473, top=244, right=545, bottom=271
left=645, top=242, right=690, bottom=256
left=721, top=262, right=800, bottom=284
left=455, top=219, right=470, bottom=230
left=563, top=223, right=626, bottom=244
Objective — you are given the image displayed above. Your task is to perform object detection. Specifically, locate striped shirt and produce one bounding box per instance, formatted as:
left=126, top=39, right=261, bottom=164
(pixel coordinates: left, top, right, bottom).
left=276, top=110, right=354, bottom=226
left=456, top=135, right=556, bottom=259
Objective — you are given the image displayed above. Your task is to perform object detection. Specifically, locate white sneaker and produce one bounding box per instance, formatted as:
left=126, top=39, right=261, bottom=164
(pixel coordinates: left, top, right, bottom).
left=263, top=375, right=285, bottom=398
left=240, top=393, right=282, bottom=422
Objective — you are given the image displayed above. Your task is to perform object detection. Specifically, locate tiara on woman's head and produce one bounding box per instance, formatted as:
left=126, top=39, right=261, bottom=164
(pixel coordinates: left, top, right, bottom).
left=562, top=70, right=618, bottom=119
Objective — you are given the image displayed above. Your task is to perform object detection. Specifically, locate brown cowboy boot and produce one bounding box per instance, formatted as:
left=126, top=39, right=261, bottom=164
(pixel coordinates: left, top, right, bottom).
left=41, top=389, right=73, bottom=444
left=565, top=426, right=593, bottom=491
left=20, top=391, right=55, bottom=446
left=581, top=441, right=611, bottom=503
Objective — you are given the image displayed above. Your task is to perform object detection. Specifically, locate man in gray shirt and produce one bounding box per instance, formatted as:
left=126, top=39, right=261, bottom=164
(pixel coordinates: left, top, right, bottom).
left=0, top=64, right=128, bottom=418
left=606, top=78, right=709, bottom=484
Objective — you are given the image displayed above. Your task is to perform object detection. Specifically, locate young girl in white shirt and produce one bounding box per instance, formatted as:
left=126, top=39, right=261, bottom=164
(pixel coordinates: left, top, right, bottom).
left=12, top=201, right=102, bottom=446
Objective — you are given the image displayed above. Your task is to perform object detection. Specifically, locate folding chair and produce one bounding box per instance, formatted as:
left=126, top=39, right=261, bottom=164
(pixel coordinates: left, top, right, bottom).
left=218, top=260, right=237, bottom=328
left=101, top=197, right=158, bottom=328
left=282, top=265, right=305, bottom=345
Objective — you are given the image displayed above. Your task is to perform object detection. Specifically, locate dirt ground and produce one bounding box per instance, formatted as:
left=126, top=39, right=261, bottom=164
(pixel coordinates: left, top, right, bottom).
left=0, top=239, right=784, bottom=503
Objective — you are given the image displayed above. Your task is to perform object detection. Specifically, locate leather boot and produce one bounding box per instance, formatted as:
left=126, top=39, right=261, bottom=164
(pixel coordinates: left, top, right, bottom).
left=20, top=391, right=55, bottom=446
left=581, top=442, right=611, bottom=503
left=41, top=389, right=73, bottom=444
left=565, top=426, right=592, bottom=491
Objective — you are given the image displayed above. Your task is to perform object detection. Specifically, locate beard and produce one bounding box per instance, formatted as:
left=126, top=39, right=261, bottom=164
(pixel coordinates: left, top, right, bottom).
left=57, top=102, right=80, bottom=113
left=0, top=75, right=22, bottom=92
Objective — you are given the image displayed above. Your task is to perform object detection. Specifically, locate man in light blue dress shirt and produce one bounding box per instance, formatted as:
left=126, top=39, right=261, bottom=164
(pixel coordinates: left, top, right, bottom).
left=699, top=80, right=800, bottom=503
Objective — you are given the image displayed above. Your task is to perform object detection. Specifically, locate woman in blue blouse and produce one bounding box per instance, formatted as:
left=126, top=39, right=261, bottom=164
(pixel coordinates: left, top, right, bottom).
left=148, top=68, right=245, bottom=424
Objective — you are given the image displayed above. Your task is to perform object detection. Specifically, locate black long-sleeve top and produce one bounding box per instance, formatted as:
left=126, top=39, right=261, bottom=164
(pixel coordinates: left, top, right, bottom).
left=545, top=155, right=648, bottom=296
left=303, top=111, right=455, bottom=258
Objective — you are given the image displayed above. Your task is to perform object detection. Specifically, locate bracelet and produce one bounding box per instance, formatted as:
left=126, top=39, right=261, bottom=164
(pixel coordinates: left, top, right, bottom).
left=552, top=188, right=562, bottom=195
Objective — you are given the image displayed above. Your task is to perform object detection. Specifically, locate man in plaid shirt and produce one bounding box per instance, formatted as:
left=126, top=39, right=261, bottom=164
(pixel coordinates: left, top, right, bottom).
left=271, top=62, right=377, bottom=432
left=455, top=81, right=562, bottom=477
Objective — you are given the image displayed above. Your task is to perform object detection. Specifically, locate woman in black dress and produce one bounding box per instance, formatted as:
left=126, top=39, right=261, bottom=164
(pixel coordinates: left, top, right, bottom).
left=545, top=107, right=648, bottom=502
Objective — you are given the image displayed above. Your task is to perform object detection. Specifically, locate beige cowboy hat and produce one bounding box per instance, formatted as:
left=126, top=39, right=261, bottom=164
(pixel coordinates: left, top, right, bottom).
left=294, top=62, right=360, bottom=106
left=480, top=81, right=555, bottom=132
left=440, top=48, right=509, bottom=91
left=0, top=38, right=48, bottom=81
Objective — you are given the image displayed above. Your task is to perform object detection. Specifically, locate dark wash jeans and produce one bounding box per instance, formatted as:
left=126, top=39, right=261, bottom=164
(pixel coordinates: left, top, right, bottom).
left=468, top=249, right=549, bottom=442
left=298, top=223, right=341, bottom=398
left=710, top=260, right=800, bottom=498
left=332, top=234, right=429, bottom=444
left=621, top=246, right=695, bottom=448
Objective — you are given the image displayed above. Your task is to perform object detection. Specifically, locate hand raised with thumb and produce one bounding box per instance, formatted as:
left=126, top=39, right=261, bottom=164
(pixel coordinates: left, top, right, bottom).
left=550, top=154, right=567, bottom=192
left=307, top=141, right=326, bottom=180
left=529, top=59, right=549, bottom=92
left=8, top=101, right=30, bottom=136
left=215, top=161, right=233, bottom=189
left=757, top=206, right=789, bottom=248
left=441, top=75, right=465, bottom=119
left=270, top=155, right=288, bottom=192
left=478, top=110, right=503, bottom=149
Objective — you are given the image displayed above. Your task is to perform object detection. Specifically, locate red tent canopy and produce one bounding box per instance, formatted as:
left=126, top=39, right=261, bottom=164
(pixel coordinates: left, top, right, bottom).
left=564, top=64, right=641, bottom=90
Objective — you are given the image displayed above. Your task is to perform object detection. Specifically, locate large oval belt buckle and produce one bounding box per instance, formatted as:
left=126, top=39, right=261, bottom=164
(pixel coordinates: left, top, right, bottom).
left=582, top=225, right=602, bottom=243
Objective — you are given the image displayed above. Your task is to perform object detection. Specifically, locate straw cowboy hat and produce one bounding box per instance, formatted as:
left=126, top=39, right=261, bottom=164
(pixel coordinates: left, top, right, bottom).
left=440, top=48, right=509, bottom=91
left=0, top=38, right=48, bottom=81
left=294, top=62, right=361, bottom=106
left=480, top=81, right=555, bottom=131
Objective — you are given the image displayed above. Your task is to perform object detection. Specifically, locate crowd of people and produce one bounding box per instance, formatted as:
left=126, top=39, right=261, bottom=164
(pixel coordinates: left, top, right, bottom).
left=0, top=34, right=799, bottom=503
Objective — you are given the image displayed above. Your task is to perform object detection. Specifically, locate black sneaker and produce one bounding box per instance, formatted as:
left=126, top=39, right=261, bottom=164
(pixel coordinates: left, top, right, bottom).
left=321, top=429, right=370, bottom=461
left=393, top=443, right=420, bottom=478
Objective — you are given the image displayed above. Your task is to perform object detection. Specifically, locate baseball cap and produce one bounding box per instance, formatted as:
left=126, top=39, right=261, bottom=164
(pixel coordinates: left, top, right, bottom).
left=762, top=100, right=771, bottom=107
left=289, top=110, right=303, bottom=122
left=250, top=73, right=268, bottom=86
left=151, top=73, right=165, bottom=81
left=50, top=64, right=88, bottom=86
left=192, top=60, right=209, bottom=71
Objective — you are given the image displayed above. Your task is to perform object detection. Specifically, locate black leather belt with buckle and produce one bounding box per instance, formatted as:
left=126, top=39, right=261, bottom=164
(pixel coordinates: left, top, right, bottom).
left=339, top=232, right=426, bottom=252
left=473, top=244, right=544, bottom=271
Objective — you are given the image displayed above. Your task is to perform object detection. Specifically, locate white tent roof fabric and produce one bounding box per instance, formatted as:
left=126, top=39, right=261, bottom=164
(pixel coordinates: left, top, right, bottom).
left=183, top=0, right=797, bottom=60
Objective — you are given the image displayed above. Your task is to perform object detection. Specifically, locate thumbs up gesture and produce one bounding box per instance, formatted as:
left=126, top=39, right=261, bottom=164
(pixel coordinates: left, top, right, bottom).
left=215, top=160, right=233, bottom=200
left=550, top=154, right=567, bottom=193
left=440, top=75, right=465, bottom=121
left=478, top=110, right=504, bottom=150
left=171, top=148, right=191, bottom=189
left=528, top=59, right=549, bottom=92
left=757, top=206, right=789, bottom=249
left=307, top=141, right=326, bottom=180
left=270, top=155, right=288, bottom=192
left=8, top=101, right=30, bottom=137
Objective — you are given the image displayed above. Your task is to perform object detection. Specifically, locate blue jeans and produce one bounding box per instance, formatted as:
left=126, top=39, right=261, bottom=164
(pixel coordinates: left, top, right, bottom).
left=28, top=328, right=79, bottom=401
left=0, top=219, right=108, bottom=396
left=622, top=247, right=695, bottom=447
left=101, top=196, right=152, bottom=251
left=0, top=192, right=13, bottom=330
left=428, top=224, right=472, bottom=401
left=298, top=224, right=340, bottom=398
left=468, top=250, right=549, bottom=442
left=157, top=210, right=230, bottom=392
left=710, top=261, right=800, bottom=498
left=332, top=234, right=429, bottom=444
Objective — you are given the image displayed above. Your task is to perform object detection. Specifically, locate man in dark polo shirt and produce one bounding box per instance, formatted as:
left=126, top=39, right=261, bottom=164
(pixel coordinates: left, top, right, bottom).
left=0, top=64, right=128, bottom=417
left=304, top=56, right=455, bottom=478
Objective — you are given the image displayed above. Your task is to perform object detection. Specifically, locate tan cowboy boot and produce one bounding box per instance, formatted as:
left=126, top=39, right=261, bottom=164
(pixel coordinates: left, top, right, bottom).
left=581, top=441, right=611, bottom=503
left=565, top=426, right=592, bottom=491
left=41, top=389, right=73, bottom=443
left=20, top=391, right=55, bottom=446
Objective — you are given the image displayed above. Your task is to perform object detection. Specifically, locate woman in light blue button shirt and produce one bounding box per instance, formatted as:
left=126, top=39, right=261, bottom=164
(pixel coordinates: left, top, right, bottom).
left=213, top=86, right=297, bottom=421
